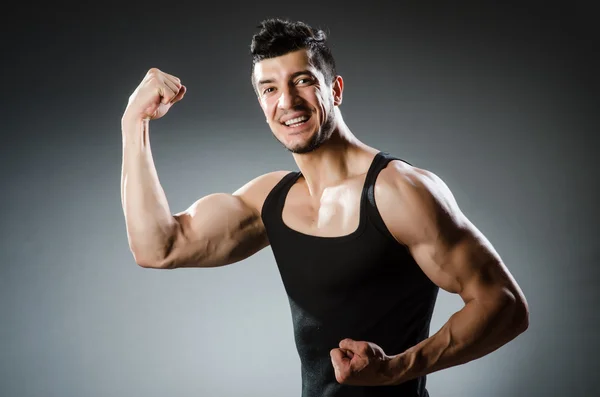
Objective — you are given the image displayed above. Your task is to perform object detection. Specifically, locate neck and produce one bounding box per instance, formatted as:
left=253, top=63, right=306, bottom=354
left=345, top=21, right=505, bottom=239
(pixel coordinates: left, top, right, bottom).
left=291, top=108, right=378, bottom=197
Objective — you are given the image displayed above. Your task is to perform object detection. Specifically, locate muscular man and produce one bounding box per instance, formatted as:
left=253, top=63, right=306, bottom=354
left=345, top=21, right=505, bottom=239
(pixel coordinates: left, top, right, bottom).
left=121, top=18, right=529, bottom=397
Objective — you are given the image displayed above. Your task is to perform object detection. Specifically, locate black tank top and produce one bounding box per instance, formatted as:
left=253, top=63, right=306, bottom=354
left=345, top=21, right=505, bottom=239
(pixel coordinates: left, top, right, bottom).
left=261, top=152, right=438, bottom=397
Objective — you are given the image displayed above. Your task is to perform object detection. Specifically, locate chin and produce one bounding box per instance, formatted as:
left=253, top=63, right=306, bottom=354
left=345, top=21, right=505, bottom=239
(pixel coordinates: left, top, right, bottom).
left=287, top=143, right=319, bottom=154
left=285, top=131, right=326, bottom=154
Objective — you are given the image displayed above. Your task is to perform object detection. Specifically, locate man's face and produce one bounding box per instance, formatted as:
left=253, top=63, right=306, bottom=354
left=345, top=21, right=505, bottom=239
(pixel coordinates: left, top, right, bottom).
left=253, top=49, right=342, bottom=154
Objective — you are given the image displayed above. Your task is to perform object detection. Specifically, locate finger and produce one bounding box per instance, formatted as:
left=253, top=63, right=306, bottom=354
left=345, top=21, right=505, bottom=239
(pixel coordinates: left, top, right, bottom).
left=162, top=71, right=182, bottom=85
left=339, top=338, right=361, bottom=352
left=162, top=77, right=181, bottom=97
left=158, top=85, right=176, bottom=104
left=144, top=67, right=162, bottom=82
left=170, top=84, right=186, bottom=104
left=330, top=349, right=351, bottom=383
left=330, top=348, right=346, bottom=365
left=341, top=348, right=354, bottom=359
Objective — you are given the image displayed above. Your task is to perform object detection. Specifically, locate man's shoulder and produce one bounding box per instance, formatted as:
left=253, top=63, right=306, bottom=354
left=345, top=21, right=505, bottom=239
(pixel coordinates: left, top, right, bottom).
left=376, top=159, right=438, bottom=194
left=375, top=159, right=457, bottom=242
left=233, top=170, right=294, bottom=213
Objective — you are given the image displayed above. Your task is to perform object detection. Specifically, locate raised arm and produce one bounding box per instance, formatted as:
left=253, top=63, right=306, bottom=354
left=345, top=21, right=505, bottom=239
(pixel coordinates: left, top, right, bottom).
left=121, top=68, right=284, bottom=269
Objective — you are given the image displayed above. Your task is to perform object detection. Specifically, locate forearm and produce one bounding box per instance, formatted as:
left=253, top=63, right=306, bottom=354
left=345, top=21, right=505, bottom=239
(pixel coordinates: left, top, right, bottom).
left=389, top=290, right=528, bottom=384
left=121, top=116, right=178, bottom=267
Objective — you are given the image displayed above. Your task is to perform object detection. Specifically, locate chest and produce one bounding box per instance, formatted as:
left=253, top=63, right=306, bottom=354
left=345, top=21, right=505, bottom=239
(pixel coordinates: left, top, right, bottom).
left=281, top=177, right=365, bottom=238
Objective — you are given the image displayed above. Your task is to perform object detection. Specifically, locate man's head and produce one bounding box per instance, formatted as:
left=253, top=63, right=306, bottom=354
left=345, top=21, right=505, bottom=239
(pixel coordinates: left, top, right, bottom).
left=250, top=18, right=343, bottom=154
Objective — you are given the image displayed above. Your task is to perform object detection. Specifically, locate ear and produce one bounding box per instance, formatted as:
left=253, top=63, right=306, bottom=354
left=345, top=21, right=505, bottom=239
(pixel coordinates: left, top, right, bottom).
left=332, top=75, right=344, bottom=106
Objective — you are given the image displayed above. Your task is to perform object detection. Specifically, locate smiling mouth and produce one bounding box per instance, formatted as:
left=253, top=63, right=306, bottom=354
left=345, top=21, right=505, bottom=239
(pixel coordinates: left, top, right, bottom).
left=281, top=115, right=311, bottom=128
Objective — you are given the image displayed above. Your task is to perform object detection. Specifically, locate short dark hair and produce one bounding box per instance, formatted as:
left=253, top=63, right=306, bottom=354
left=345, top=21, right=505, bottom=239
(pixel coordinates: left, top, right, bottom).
left=250, top=18, right=337, bottom=90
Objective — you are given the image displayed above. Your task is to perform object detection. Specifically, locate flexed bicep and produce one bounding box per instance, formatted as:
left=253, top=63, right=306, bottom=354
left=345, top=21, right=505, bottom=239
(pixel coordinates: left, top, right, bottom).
left=150, top=170, right=289, bottom=269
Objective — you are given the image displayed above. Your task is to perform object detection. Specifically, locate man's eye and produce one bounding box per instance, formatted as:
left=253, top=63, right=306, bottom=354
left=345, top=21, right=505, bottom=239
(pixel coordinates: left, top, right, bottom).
left=297, top=78, right=311, bottom=84
left=263, top=87, right=275, bottom=95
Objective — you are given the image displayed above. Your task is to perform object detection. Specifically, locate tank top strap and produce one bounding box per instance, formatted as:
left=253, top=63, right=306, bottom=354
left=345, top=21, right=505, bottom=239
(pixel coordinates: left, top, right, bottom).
left=261, top=170, right=302, bottom=225
left=363, top=151, right=413, bottom=244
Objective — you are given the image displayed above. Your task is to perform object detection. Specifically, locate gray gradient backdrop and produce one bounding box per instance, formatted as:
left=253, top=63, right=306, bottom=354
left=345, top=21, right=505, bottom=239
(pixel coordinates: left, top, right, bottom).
left=2, top=3, right=598, bottom=397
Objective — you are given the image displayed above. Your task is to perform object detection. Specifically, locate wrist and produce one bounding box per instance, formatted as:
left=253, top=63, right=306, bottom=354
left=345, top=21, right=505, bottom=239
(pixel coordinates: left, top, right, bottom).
left=121, top=113, right=149, bottom=139
left=121, top=111, right=147, bottom=128
left=386, top=352, right=413, bottom=386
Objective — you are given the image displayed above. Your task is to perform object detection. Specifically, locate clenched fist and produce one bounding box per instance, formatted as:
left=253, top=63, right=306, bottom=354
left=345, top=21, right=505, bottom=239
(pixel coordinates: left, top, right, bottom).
left=123, top=68, right=186, bottom=122
left=330, top=338, right=398, bottom=386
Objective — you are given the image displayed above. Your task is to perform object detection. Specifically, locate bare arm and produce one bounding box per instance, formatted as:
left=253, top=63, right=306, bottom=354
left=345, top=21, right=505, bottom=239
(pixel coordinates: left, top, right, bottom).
left=148, top=173, right=284, bottom=269
left=121, top=116, right=178, bottom=267
left=121, top=68, right=282, bottom=269
left=121, top=117, right=280, bottom=269
left=376, top=161, right=529, bottom=384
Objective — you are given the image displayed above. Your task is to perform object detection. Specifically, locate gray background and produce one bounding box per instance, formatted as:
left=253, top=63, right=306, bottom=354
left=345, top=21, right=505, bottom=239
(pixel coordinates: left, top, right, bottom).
left=2, top=3, right=598, bottom=397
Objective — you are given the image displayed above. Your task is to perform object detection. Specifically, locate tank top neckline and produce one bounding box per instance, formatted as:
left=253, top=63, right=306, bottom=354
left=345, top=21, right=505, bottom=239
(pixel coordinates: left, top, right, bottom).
left=277, top=151, right=386, bottom=242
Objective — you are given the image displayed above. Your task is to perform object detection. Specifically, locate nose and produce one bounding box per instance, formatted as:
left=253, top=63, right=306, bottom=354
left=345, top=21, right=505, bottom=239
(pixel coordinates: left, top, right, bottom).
left=277, top=85, right=298, bottom=110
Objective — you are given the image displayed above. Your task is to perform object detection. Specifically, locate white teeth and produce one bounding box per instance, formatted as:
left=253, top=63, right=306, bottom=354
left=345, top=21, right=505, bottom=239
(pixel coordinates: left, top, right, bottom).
left=284, top=115, right=309, bottom=126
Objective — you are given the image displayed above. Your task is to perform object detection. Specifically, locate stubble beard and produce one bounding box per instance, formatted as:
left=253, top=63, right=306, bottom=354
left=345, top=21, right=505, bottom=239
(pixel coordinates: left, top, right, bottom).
left=275, top=105, right=336, bottom=154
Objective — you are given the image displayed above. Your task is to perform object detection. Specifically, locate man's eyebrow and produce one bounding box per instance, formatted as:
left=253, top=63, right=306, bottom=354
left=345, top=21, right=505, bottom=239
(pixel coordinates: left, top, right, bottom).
left=257, top=70, right=314, bottom=87
left=257, top=78, right=274, bottom=86
left=291, top=70, right=313, bottom=78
